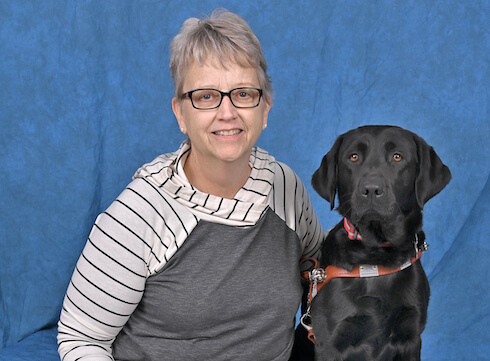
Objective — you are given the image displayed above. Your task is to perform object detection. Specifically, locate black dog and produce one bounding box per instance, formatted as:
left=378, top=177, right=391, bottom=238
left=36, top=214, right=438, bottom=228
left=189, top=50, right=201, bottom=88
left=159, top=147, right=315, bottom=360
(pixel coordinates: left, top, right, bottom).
left=291, top=125, right=451, bottom=361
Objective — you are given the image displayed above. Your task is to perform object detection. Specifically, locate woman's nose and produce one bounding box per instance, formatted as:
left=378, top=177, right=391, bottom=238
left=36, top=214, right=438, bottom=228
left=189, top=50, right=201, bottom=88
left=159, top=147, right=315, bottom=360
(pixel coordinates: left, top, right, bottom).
left=216, top=95, right=238, bottom=119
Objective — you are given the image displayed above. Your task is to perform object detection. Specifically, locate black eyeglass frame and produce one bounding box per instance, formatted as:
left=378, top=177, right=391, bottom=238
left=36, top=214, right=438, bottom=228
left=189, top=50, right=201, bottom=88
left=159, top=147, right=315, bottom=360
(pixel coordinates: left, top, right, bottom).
left=181, top=87, right=263, bottom=110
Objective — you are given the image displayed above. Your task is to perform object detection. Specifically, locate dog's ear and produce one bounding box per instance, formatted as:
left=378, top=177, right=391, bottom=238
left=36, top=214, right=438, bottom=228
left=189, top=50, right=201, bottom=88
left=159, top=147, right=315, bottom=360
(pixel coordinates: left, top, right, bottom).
left=414, top=135, right=452, bottom=209
left=312, top=136, right=343, bottom=210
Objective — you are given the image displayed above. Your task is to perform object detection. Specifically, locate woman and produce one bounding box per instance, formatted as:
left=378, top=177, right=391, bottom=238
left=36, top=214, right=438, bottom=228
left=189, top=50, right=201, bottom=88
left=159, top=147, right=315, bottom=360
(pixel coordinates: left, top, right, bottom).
left=57, top=9, right=323, bottom=361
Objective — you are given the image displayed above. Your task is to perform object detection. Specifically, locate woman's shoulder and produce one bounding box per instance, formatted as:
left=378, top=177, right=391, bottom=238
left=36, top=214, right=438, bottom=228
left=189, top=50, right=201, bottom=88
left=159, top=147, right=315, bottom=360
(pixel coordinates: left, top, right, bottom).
left=253, top=147, right=298, bottom=177
left=252, top=147, right=307, bottom=195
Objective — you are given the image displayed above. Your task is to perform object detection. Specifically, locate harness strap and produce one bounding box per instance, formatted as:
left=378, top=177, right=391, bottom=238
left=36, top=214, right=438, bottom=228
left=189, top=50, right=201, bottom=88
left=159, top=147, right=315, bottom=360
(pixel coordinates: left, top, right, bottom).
left=302, top=251, right=423, bottom=297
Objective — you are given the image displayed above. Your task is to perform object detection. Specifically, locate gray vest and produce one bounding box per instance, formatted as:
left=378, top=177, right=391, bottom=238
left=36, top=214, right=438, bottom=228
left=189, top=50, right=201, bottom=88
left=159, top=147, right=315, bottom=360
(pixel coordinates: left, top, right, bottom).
left=113, top=209, right=303, bottom=361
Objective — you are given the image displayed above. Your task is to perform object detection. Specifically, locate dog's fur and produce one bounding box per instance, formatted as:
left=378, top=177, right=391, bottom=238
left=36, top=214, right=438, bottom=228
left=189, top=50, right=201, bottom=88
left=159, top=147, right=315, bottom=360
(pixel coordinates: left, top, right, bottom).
left=290, top=125, right=451, bottom=361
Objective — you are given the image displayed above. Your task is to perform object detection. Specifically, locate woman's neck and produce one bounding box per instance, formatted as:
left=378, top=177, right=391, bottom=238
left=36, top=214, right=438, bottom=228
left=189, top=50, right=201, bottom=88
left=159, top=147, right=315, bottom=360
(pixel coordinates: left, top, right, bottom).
left=183, top=152, right=251, bottom=199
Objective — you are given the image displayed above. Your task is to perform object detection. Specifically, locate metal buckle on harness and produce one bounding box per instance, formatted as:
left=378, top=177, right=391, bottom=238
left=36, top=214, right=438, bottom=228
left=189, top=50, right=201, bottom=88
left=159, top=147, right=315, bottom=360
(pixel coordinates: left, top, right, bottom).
left=308, top=267, right=326, bottom=306
left=300, top=310, right=313, bottom=332
left=309, top=268, right=326, bottom=283
left=414, top=233, right=429, bottom=252
left=300, top=307, right=317, bottom=343
left=298, top=259, right=327, bottom=344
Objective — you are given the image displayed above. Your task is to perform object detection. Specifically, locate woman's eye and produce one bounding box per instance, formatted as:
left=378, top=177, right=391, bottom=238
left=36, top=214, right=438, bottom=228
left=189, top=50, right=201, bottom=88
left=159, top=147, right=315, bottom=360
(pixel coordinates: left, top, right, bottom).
left=349, top=154, right=359, bottom=162
left=201, top=93, right=215, bottom=101
left=393, top=153, right=402, bottom=162
left=235, top=90, right=251, bottom=99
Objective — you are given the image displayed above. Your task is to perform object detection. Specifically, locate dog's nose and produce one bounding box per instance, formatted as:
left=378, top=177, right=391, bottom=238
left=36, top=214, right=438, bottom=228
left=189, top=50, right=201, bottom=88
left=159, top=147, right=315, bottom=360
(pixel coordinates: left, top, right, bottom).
left=361, top=183, right=384, bottom=198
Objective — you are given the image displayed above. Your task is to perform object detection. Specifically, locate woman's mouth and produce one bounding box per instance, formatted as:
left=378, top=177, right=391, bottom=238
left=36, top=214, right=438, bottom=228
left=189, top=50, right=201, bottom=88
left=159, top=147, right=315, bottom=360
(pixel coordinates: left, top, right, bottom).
left=213, top=129, right=242, bottom=136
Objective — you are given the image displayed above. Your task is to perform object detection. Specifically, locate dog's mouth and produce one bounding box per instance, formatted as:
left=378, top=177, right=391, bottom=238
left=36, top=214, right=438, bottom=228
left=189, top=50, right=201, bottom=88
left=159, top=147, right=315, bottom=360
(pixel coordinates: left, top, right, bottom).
left=353, top=209, right=390, bottom=224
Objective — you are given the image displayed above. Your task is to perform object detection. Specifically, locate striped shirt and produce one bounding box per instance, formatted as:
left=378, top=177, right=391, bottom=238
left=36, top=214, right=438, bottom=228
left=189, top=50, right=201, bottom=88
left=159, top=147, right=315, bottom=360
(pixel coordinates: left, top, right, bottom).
left=57, top=140, right=323, bottom=360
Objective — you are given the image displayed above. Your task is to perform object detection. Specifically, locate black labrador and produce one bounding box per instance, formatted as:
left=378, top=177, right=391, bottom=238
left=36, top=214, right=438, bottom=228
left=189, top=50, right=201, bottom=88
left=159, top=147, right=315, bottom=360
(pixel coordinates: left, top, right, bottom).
left=290, top=125, right=451, bottom=361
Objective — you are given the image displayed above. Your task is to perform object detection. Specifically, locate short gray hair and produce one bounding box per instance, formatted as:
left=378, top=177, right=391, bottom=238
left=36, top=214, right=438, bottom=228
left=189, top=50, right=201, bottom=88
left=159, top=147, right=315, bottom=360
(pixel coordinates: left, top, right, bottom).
left=170, top=9, right=273, bottom=104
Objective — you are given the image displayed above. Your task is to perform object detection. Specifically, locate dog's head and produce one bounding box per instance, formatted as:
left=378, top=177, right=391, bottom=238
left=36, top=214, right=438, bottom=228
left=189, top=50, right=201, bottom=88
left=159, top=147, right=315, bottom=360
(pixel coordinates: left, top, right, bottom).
left=312, top=126, right=451, bottom=225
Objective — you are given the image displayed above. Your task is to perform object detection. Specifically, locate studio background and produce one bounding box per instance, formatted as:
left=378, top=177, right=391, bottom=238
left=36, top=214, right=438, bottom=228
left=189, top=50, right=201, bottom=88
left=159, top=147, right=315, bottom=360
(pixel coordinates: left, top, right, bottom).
left=0, top=1, right=488, bottom=360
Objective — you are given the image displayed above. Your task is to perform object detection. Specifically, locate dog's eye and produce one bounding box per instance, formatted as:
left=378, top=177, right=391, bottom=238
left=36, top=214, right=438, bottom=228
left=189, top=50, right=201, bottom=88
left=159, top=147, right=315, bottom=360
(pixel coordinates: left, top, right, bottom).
left=349, top=154, right=359, bottom=162
left=393, top=153, right=402, bottom=162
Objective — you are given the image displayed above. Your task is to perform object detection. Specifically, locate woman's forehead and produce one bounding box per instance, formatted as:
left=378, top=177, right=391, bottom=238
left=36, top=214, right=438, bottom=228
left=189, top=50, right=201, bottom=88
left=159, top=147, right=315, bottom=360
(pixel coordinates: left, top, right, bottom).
left=183, top=59, right=259, bottom=88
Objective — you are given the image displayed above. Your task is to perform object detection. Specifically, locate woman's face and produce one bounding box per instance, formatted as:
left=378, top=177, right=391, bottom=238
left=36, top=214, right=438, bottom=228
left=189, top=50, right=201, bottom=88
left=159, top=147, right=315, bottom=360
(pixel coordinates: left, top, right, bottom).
left=172, top=59, right=271, bottom=168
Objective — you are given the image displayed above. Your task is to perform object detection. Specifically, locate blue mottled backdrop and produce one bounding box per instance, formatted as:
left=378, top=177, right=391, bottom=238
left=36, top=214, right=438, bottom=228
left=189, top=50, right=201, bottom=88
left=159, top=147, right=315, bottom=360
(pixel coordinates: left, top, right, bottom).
left=0, top=1, right=488, bottom=360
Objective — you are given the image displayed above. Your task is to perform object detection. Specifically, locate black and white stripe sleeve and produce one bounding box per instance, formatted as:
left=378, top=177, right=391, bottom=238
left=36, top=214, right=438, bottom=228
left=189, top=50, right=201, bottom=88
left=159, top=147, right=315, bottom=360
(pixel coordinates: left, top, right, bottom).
left=57, top=178, right=198, bottom=360
left=271, top=162, right=323, bottom=261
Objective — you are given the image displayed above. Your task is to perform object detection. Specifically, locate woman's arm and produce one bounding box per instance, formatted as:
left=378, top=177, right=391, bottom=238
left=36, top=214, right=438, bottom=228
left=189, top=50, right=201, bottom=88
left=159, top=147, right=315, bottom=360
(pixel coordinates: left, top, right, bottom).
left=57, top=205, right=149, bottom=360
left=272, top=162, right=324, bottom=262
left=57, top=177, right=188, bottom=360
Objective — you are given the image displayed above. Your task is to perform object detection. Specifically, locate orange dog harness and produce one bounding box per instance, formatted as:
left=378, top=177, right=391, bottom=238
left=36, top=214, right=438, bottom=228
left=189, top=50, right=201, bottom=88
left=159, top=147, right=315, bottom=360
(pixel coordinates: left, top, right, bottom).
left=299, top=230, right=427, bottom=344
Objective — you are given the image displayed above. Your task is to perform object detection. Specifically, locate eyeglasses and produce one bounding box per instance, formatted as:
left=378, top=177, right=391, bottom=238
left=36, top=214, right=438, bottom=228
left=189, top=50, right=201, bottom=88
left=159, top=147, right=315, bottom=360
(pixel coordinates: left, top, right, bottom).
left=181, top=87, right=263, bottom=110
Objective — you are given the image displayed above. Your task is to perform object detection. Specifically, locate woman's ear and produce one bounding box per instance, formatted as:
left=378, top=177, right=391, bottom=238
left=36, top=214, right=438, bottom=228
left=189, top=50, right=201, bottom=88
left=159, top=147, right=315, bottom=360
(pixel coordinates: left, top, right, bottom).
left=172, top=97, right=186, bottom=133
left=262, top=101, right=271, bottom=130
